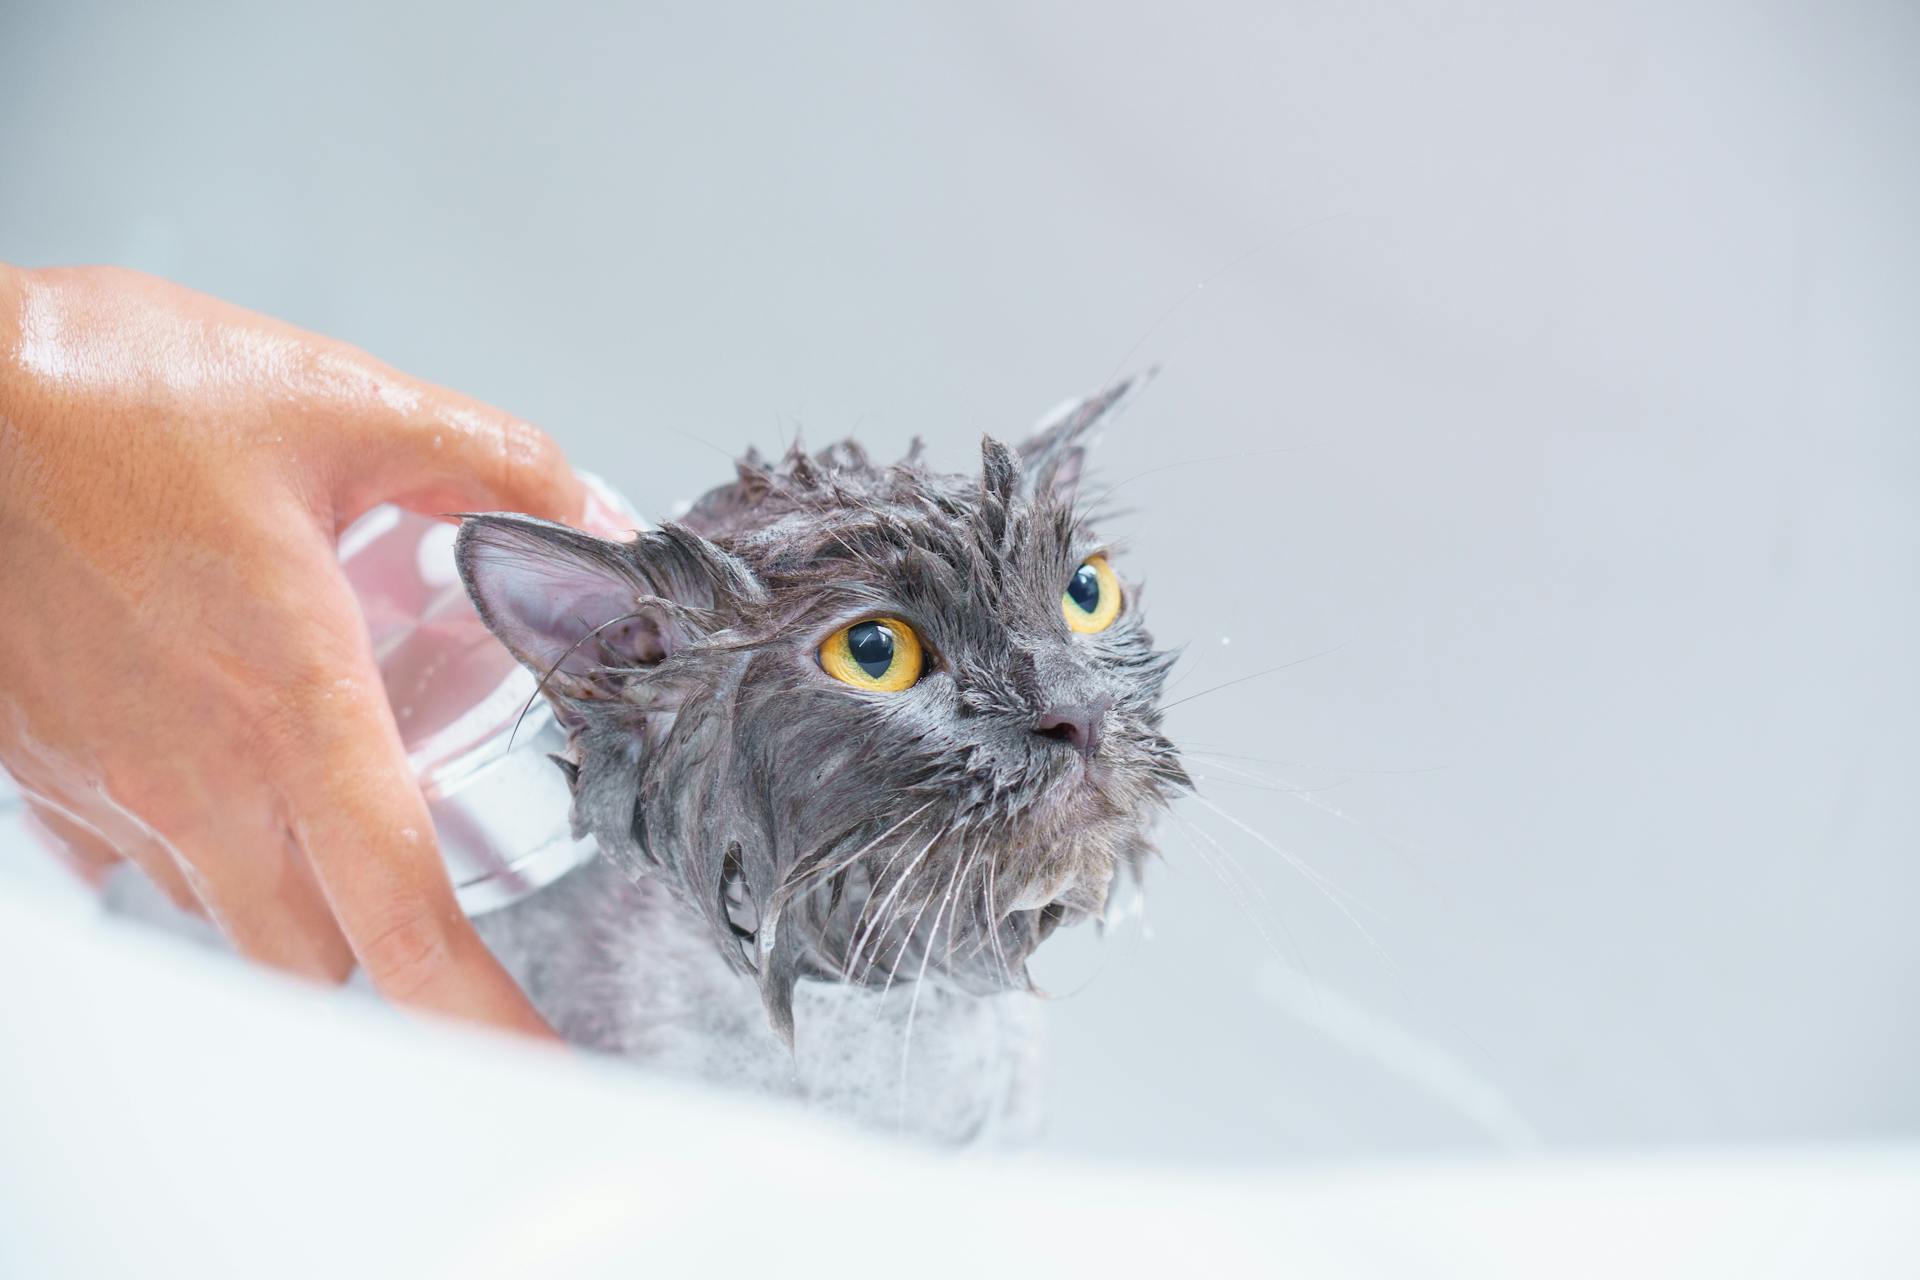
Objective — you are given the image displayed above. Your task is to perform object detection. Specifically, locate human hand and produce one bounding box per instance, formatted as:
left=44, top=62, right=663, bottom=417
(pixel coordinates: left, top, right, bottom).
left=0, top=264, right=586, bottom=1037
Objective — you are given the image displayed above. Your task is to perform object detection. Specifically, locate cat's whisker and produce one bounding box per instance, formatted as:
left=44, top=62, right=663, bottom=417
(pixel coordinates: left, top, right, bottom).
left=936, top=832, right=983, bottom=971
left=854, top=818, right=961, bottom=989
left=844, top=824, right=946, bottom=981
left=895, top=831, right=981, bottom=1123
left=762, top=802, right=938, bottom=975
left=1180, top=748, right=1435, bottom=889
left=1186, top=755, right=1353, bottom=796
left=780, top=800, right=937, bottom=911
left=1187, top=792, right=1367, bottom=917
left=1177, top=739, right=1453, bottom=778
left=1188, top=794, right=1394, bottom=970
left=1176, top=749, right=1295, bottom=781
left=504, top=608, right=654, bottom=753
left=657, top=421, right=740, bottom=466
left=1169, top=740, right=1285, bottom=763
left=983, top=846, right=1014, bottom=985
left=1157, top=644, right=1347, bottom=714
left=878, top=833, right=968, bottom=1003
left=860, top=888, right=925, bottom=992
left=1263, top=783, right=1440, bottom=896
left=1187, top=751, right=1378, bottom=817
left=1162, top=808, right=1319, bottom=997
left=1162, top=651, right=1207, bottom=696
left=988, top=856, right=1015, bottom=974
left=926, top=828, right=1020, bottom=983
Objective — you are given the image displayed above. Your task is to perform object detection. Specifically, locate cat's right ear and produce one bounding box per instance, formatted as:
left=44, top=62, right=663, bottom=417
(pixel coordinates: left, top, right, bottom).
left=455, top=514, right=660, bottom=698
left=1016, top=371, right=1153, bottom=501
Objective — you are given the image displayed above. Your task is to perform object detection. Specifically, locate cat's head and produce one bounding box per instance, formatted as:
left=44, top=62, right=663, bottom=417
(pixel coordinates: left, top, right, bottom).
left=455, top=382, right=1188, bottom=1039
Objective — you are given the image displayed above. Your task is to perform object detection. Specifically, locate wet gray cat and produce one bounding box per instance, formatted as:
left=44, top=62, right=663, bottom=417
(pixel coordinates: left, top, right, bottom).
left=460, top=384, right=1188, bottom=1143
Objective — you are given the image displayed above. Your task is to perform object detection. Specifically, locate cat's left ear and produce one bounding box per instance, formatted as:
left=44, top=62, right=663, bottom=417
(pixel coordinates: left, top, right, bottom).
left=456, top=514, right=760, bottom=700
left=1017, top=373, right=1151, bottom=500
left=455, top=515, right=657, bottom=699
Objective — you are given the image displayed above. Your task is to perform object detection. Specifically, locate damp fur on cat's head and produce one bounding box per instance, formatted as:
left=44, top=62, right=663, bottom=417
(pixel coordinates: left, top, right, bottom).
left=455, top=380, right=1189, bottom=1040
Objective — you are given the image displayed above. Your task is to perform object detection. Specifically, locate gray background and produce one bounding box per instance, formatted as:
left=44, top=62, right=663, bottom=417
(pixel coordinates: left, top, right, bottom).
left=2, top=1, right=1914, bottom=1161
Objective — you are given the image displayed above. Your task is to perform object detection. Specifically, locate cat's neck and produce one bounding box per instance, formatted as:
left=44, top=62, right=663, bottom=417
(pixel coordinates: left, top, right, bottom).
left=474, top=855, right=1046, bottom=1145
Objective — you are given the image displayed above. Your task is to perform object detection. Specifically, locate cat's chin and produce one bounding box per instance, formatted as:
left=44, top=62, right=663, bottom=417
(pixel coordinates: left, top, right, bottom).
left=1006, top=872, right=1074, bottom=914
left=1001, top=839, right=1122, bottom=921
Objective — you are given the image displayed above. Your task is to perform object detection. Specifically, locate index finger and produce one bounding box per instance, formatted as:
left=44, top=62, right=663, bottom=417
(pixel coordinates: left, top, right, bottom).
left=310, top=345, right=588, bottom=531
left=270, top=642, right=557, bottom=1040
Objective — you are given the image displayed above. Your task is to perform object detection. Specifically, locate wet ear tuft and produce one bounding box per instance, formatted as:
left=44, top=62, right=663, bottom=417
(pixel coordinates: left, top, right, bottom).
left=980, top=436, right=1020, bottom=506
left=1017, top=373, right=1153, bottom=500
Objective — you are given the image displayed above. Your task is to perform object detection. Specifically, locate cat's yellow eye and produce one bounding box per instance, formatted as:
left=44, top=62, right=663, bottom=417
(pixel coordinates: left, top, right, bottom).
left=1062, top=555, right=1122, bottom=634
left=819, top=617, right=925, bottom=692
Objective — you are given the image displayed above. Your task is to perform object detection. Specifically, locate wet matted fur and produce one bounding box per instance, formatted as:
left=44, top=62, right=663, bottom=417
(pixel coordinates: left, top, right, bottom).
left=458, top=383, right=1189, bottom=1138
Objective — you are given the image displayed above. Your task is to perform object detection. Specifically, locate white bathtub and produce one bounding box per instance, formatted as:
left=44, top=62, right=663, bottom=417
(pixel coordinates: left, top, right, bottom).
left=1, top=792, right=1915, bottom=1278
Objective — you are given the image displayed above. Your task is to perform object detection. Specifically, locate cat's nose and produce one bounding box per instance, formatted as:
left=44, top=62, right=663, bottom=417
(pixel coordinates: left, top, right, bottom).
left=1033, top=696, right=1111, bottom=758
